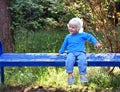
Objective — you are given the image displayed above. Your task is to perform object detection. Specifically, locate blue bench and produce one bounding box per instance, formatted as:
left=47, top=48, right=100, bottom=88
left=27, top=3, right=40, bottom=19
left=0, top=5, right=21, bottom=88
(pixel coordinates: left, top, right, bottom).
left=0, top=42, right=120, bottom=84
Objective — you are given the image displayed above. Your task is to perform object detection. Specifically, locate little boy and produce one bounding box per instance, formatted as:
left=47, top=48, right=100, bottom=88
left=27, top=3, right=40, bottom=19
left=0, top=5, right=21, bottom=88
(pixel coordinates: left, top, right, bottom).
left=57, top=17, right=101, bottom=84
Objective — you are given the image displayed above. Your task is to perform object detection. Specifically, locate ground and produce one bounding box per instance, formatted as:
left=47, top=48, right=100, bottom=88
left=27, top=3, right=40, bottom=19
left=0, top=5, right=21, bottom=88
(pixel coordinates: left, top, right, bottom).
left=0, top=85, right=65, bottom=92
left=0, top=85, right=90, bottom=92
left=1, top=85, right=120, bottom=92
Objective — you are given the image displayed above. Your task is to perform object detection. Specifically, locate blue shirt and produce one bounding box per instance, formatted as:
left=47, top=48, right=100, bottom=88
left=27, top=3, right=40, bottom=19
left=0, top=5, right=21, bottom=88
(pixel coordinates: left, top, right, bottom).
left=59, top=32, right=98, bottom=54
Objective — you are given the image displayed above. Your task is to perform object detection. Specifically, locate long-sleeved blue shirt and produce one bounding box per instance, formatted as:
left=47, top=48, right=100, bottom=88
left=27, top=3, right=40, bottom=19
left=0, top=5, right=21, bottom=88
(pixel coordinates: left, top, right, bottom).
left=59, top=32, right=98, bottom=54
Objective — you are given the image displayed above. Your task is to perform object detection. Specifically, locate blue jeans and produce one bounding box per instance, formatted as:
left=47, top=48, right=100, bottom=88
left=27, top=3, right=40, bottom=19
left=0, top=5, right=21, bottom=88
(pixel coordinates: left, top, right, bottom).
left=65, top=52, right=87, bottom=74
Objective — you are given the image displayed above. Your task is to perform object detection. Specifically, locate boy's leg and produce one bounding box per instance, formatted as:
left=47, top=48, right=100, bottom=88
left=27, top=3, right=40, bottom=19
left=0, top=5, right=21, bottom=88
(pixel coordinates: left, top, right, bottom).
left=66, top=53, right=76, bottom=74
left=77, top=52, right=88, bottom=83
left=66, top=53, right=75, bottom=84
left=67, top=73, right=74, bottom=84
left=80, top=74, right=88, bottom=83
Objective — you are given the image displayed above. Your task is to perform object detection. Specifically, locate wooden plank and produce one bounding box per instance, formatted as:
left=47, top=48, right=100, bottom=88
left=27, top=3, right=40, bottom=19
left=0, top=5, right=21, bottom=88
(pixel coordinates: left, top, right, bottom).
left=0, top=53, right=120, bottom=66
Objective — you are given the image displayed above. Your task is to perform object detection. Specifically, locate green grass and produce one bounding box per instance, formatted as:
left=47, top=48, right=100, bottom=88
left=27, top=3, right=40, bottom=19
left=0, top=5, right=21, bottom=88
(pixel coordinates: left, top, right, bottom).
left=14, top=28, right=68, bottom=53
left=3, top=67, right=120, bottom=91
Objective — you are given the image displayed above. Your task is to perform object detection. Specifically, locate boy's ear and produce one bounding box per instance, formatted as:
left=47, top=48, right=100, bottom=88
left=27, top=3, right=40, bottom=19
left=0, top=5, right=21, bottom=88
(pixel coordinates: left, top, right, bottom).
left=67, top=24, right=69, bottom=27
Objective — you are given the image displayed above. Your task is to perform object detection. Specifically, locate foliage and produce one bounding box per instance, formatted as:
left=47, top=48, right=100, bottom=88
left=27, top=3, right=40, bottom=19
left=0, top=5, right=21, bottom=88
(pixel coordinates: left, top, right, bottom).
left=115, top=0, right=120, bottom=2
left=10, top=0, right=69, bottom=31
left=10, top=0, right=93, bottom=31
left=86, top=0, right=120, bottom=53
left=87, top=67, right=120, bottom=90
left=14, top=28, right=68, bottom=53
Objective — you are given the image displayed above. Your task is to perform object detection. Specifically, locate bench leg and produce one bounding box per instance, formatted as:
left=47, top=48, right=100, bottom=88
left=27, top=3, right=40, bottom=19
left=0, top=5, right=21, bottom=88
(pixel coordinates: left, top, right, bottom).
left=0, top=67, right=4, bottom=84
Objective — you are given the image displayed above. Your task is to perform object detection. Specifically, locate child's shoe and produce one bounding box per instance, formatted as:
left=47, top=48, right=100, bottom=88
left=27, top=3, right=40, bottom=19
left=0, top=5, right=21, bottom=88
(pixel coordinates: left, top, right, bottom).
left=80, top=76, right=88, bottom=83
left=68, top=76, right=74, bottom=85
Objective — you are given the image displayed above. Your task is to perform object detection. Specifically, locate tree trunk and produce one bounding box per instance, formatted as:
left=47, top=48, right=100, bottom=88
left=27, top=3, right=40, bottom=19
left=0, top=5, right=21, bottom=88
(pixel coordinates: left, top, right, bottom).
left=0, top=0, right=14, bottom=52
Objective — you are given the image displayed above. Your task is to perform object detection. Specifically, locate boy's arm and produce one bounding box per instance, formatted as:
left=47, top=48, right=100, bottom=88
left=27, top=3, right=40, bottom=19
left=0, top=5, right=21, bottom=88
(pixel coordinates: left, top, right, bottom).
left=58, top=37, right=68, bottom=54
left=85, top=33, right=102, bottom=47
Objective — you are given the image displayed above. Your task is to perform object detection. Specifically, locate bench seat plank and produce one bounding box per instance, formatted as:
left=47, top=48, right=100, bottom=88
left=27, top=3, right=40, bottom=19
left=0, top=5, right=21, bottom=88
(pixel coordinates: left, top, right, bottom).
left=0, top=53, right=120, bottom=66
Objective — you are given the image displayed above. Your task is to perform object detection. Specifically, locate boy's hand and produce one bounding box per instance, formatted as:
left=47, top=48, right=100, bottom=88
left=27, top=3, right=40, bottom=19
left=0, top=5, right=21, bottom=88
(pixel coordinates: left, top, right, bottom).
left=94, top=43, right=102, bottom=48
left=56, top=53, right=61, bottom=56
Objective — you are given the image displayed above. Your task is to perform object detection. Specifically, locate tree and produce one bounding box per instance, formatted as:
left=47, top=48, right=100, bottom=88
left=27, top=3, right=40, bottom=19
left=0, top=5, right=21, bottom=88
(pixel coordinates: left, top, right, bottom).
left=0, top=0, right=14, bottom=52
left=86, top=0, right=120, bottom=53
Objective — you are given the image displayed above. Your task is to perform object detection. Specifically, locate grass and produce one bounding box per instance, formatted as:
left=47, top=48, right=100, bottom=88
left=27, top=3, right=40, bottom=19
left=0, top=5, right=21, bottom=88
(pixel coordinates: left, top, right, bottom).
left=14, top=28, right=68, bottom=53
left=3, top=67, right=120, bottom=91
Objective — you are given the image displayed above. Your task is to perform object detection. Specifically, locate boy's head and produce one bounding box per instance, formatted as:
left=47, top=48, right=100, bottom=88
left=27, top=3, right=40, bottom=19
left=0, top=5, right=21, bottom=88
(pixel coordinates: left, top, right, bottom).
left=67, top=18, right=83, bottom=34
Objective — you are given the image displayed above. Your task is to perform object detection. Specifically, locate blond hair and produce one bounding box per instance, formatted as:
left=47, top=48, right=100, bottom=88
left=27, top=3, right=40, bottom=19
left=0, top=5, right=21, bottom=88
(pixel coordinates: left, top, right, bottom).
left=67, top=17, right=83, bottom=32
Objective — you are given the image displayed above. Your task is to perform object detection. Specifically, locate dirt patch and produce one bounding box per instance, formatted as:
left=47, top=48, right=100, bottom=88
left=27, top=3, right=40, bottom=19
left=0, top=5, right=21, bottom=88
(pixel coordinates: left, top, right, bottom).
left=1, top=85, right=120, bottom=92
left=0, top=85, right=65, bottom=92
